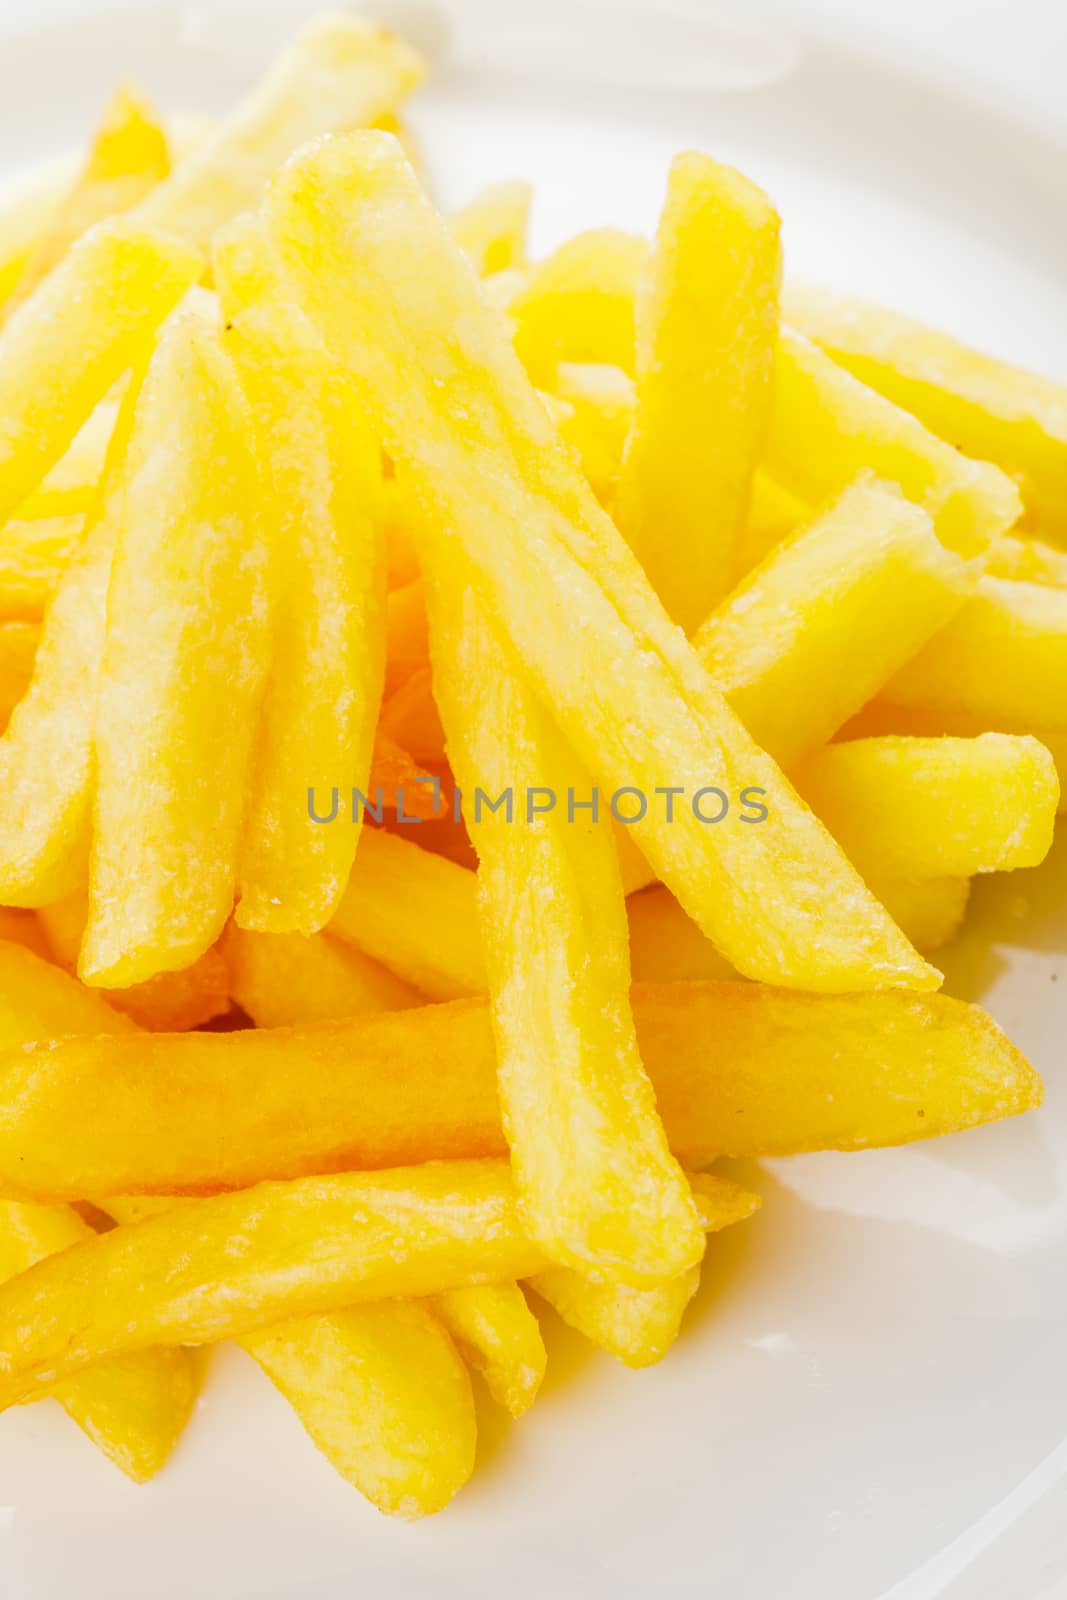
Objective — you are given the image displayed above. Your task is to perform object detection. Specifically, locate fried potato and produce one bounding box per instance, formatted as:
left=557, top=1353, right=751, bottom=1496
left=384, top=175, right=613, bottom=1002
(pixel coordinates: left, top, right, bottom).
left=692, top=477, right=972, bottom=770
left=329, top=828, right=484, bottom=1001
left=986, top=533, right=1067, bottom=587
left=17, top=396, right=121, bottom=520
left=734, top=473, right=807, bottom=575
left=367, top=731, right=447, bottom=819
left=39, top=894, right=230, bottom=1031
left=766, top=329, right=1023, bottom=558
left=528, top=1174, right=759, bottom=1367
left=222, top=923, right=420, bottom=1027
left=0, top=909, right=50, bottom=960
left=0, top=515, right=83, bottom=623
left=872, top=876, right=971, bottom=953
left=427, top=575, right=701, bottom=1285
left=0, top=219, right=200, bottom=524
left=795, top=734, right=1057, bottom=881
left=0, top=620, right=38, bottom=730
left=616, top=152, right=781, bottom=629
left=0, top=981, right=1038, bottom=1201
left=0, top=1159, right=553, bottom=1406
left=378, top=666, right=447, bottom=766
left=266, top=132, right=933, bottom=993
left=244, top=1303, right=476, bottom=1518
left=550, top=362, right=635, bottom=504
left=384, top=579, right=429, bottom=696
left=627, top=886, right=734, bottom=983
left=875, top=576, right=1067, bottom=734
left=786, top=283, right=1067, bottom=537
left=81, top=303, right=270, bottom=987
left=135, top=15, right=424, bottom=252
left=451, top=181, right=532, bottom=276
left=214, top=214, right=386, bottom=934
left=0, top=161, right=74, bottom=310
left=4, top=87, right=170, bottom=317
left=510, top=227, right=649, bottom=382
left=432, top=1283, right=545, bottom=1417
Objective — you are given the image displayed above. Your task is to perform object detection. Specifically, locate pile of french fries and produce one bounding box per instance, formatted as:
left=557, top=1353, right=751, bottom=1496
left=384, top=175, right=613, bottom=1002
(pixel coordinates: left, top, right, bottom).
left=0, top=11, right=1061, bottom=1518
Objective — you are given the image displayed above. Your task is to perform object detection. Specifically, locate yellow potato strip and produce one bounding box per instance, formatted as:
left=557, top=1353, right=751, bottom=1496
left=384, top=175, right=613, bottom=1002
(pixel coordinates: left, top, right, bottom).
left=82, top=304, right=270, bottom=986
left=795, top=734, right=1057, bottom=882
left=0, top=218, right=200, bottom=523
left=693, top=477, right=973, bottom=771
left=432, top=1283, right=546, bottom=1417
left=222, top=924, right=420, bottom=1028
left=135, top=15, right=424, bottom=252
left=451, top=181, right=532, bottom=276
left=511, top=227, right=649, bottom=382
left=765, top=328, right=1022, bottom=558
left=214, top=214, right=386, bottom=934
left=616, top=152, right=781, bottom=629
left=267, top=131, right=933, bottom=994
left=426, top=575, right=702, bottom=1284
left=0, top=982, right=1039, bottom=1202
left=786, top=282, right=1067, bottom=537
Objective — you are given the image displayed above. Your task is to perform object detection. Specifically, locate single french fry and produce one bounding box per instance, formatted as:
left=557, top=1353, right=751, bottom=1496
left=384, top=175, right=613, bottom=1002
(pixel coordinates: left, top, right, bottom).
left=81, top=303, right=270, bottom=987
left=384, top=579, right=430, bottom=696
left=627, top=886, right=734, bottom=984
left=451, top=181, right=532, bottom=276
left=267, top=131, right=934, bottom=994
left=733, top=473, right=807, bottom=576
left=0, top=217, right=200, bottom=524
left=244, top=1302, right=476, bottom=1518
left=379, top=666, right=447, bottom=766
left=616, top=153, right=781, bottom=629
left=551, top=362, right=635, bottom=505
left=871, top=876, right=971, bottom=953
left=432, top=1283, right=545, bottom=1417
left=510, top=227, right=649, bottom=383
left=986, top=533, right=1067, bottom=587
left=0, top=515, right=83, bottom=623
left=427, top=575, right=702, bottom=1284
left=0, top=621, right=38, bottom=729
left=222, top=923, right=420, bottom=1027
left=0, top=937, right=131, bottom=1039
left=329, top=828, right=484, bottom=1000
left=785, top=282, right=1067, bottom=537
left=529, top=1174, right=759, bottom=1368
left=4, top=87, right=170, bottom=317
left=214, top=213, right=386, bottom=934
left=693, top=478, right=972, bottom=771
left=38, top=893, right=230, bottom=1031
left=765, top=328, right=1022, bottom=558
left=795, top=734, right=1057, bottom=881
left=15, top=397, right=121, bottom=521
left=135, top=15, right=424, bottom=252
left=875, top=576, right=1067, bottom=734
left=0, top=981, right=1039, bottom=1202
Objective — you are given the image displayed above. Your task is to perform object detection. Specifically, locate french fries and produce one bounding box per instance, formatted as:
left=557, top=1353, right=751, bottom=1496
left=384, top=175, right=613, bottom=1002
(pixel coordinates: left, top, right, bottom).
left=451, top=181, right=532, bottom=276
left=0, top=982, right=1038, bottom=1202
left=426, top=575, right=702, bottom=1285
left=0, top=621, right=38, bottom=729
left=616, top=152, right=781, bottom=629
left=265, top=131, right=934, bottom=995
left=786, top=283, right=1067, bottom=537
left=432, top=1283, right=546, bottom=1417
left=0, top=515, right=83, bottom=623
left=511, top=228, right=648, bottom=382
left=222, top=923, right=419, bottom=1026
left=214, top=214, right=386, bottom=933
left=81, top=302, right=270, bottom=987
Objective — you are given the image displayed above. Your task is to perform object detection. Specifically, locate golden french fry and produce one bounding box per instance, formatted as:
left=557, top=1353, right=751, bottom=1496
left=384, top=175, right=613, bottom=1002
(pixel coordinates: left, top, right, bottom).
left=550, top=362, right=635, bottom=504
left=427, top=574, right=702, bottom=1284
left=432, top=1284, right=545, bottom=1417
left=0, top=620, right=38, bottom=729
left=795, top=734, right=1057, bottom=881
left=0, top=936, right=130, bottom=1038
left=616, top=152, right=781, bottom=629
left=4, top=87, right=170, bottom=316
left=81, top=303, right=270, bottom=988
left=529, top=1174, right=759, bottom=1368
left=266, top=131, right=934, bottom=994
left=0, top=217, right=200, bottom=523
left=786, top=283, right=1067, bottom=537
left=222, top=923, right=420, bottom=1027
left=329, top=828, right=485, bottom=1001
left=0, top=515, right=82, bottom=623
left=874, top=576, right=1067, bottom=735
left=214, top=213, right=386, bottom=934
left=871, top=877, right=971, bottom=953
left=766, top=328, right=1022, bottom=558
left=0, top=981, right=1039, bottom=1201
left=627, top=885, right=734, bottom=983
left=451, top=181, right=532, bottom=276
left=734, top=473, right=807, bottom=575
left=244, top=1303, right=477, bottom=1518
left=379, top=666, right=447, bottom=766
left=384, top=579, right=429, bottom=696
left=39, top=893, right=230, bottom=1031
left=693, top=477, right=972, bottom=770
left=986, top=533, right=1067, bottom=587
left=136, top=15, right=424, bottom=252
left=510, top=227, right=649, bottom=382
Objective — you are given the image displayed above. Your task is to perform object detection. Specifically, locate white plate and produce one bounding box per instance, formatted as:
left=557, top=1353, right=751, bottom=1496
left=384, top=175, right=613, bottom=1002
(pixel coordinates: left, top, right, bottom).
left=1, top=5, right=1066, bottom=1598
